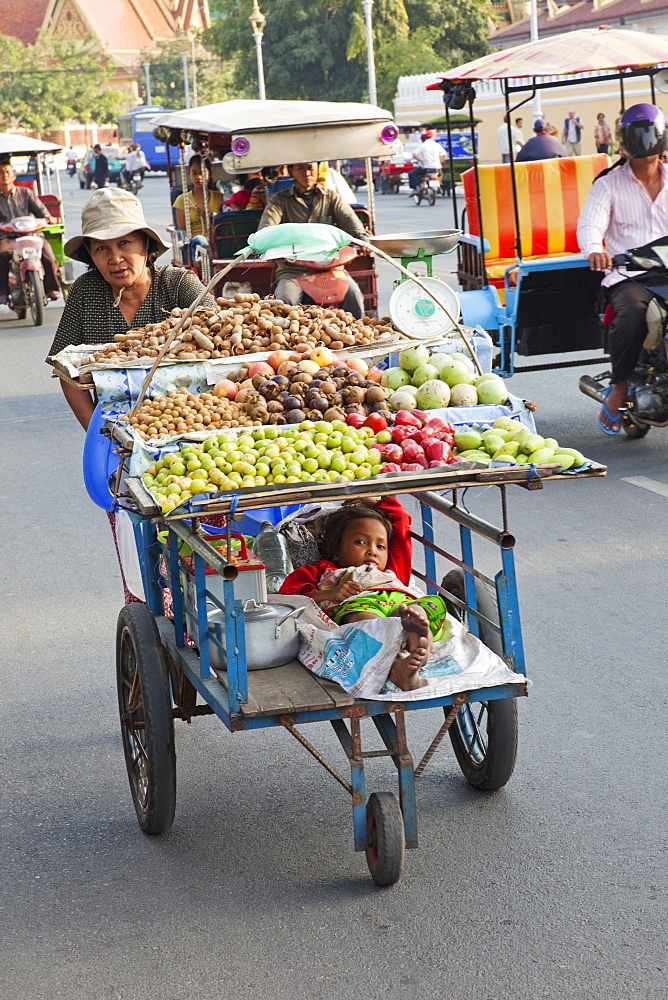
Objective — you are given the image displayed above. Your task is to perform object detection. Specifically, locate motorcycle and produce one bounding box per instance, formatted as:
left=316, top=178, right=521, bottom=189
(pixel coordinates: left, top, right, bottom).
left=412, top=171, right=442, bottom=206
left=66, top=158, right=77, bottom=177
left=0, top=215, right=48, bottom=325
left=578, top=237, right=668, bottom=438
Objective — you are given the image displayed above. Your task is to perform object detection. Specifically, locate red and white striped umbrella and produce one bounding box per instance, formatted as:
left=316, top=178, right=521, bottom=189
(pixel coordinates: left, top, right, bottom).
left=432, top=26, right=668, bottom=82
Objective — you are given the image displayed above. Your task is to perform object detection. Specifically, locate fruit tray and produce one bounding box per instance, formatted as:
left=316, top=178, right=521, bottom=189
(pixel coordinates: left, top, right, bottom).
left=123, top=458, right=607, bottom=521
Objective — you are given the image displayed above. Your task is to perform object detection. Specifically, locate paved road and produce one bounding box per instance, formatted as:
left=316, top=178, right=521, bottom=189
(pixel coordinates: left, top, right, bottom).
left=1, top=176, right=666, bottom=1000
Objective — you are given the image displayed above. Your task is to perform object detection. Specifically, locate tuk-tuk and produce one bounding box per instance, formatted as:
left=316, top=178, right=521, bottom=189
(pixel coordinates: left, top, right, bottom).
left=0, top=133, right=73, bottom=294
left=428, top=26, right=668, bottom=376
left=150, top=99, right=404, bottom=313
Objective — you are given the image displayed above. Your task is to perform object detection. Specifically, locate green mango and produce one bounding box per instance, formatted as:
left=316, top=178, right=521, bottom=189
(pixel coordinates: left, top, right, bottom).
left=553, top=453, right=575, bottom=471
left=529, top=447, right=556, bottom=464
left=493, top=416, right=519, bottom=433
left=454, top=430, right=483, bottom=451
left=523, top=433, right=545, bottom=453
left=543, top=437, right=559, bottom=451
left=515, top=453, right=529, bottom=463
left=482, top=434, right=506, bottom=456
left=491, top=452, right=517, bottom=464
left=459, top=449, right=491, bottom=460
left=555, top=447, right=586, bottom=467
left=498, top=439, right=520, bottom=457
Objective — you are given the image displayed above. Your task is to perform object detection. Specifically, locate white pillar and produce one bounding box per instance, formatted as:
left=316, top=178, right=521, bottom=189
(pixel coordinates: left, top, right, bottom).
left=361, top=1, right=377, bottom=106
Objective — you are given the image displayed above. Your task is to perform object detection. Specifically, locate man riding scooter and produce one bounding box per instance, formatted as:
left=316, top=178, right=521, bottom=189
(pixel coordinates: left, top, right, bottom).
left=577, top=104, right=668, bottom=434
left=0, top=161, right=61, bottom=303
left=258, top=161, right=368, bottom=318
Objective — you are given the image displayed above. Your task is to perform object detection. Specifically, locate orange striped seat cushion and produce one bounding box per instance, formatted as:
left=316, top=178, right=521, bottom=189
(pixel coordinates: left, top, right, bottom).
left=463, top=154, right=611, bottom=262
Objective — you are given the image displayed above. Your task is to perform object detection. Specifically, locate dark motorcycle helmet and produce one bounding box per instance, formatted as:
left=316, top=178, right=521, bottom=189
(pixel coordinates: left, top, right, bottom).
left=618, top=103, right=667, bottom=159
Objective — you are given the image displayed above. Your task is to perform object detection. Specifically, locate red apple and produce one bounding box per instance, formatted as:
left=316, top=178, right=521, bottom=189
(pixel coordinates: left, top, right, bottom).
left=364, top=412, right=388, bottom=433
left=424, top=416, right=455, bottom=435
left=212, top=378, right=238, bottom=399
left=394, top=410, right=422, bottom=428
left=248, top=361, right=274, bottom=378
left=401, top=439, right=424, bottom=463
left=425, top=440, right=452, bottom=462
left=391, top=425, right=414, bottom=444
left=346, top=413, right=366, bottom=429
left=378, top=442, right=404, bottom=463
left=267, top=350, right=291, bottom=371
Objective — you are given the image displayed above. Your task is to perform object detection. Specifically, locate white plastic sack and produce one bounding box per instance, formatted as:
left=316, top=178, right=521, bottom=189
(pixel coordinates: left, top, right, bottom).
left=271, top=595, right=525, bottom=701
left=115, top=509, right=145, bottom=601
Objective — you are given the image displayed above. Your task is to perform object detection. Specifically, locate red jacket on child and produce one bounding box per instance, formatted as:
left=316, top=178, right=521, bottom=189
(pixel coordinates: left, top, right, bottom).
left=279, top=498, right=412, bottom=598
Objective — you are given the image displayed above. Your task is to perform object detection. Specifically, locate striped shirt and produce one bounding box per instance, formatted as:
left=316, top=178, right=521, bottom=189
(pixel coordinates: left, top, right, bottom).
left=47, top=265, right=215, bottom=361
left=577, top=161, right=668, bottom=286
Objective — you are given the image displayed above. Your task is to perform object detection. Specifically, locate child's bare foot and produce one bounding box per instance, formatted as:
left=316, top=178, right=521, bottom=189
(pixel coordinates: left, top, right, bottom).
left=389, top=639, right=429, bottom=690
left=392, top=604, right=433, bottom=656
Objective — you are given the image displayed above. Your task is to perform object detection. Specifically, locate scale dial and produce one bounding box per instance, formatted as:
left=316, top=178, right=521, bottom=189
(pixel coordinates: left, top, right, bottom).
left=389, top=277, right=460, bottom=340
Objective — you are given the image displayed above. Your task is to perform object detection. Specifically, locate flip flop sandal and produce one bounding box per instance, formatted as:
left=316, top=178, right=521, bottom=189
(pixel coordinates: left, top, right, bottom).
left=598, top=387, right=623, bottom=436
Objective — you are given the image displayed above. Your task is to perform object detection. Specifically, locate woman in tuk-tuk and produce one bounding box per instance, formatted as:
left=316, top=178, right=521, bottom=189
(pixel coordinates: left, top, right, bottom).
left=173, top=154, right=223, bottom=237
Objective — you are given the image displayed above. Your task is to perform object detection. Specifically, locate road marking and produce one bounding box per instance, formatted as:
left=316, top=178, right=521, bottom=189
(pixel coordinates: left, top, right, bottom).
left=0, top=411, right=72, bottom=423
left=622, top=476, right=668, bottom=499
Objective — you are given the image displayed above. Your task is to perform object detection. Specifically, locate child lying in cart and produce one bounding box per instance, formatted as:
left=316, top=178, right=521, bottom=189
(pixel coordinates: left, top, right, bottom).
left=279, top=498, right=451, bottom=690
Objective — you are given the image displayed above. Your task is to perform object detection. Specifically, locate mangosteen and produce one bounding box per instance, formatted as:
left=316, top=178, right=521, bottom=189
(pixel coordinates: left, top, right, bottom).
left=310, top=378, right=323, bottom=389
left=286, top=408, right=306, bottom=423
left=324, top=407, right=346, bottom=423
left=347, top=371, right=365, bottom=386
left=260, top=382, right=279, bottom=400
left=365, top=385, right=385, bottom=404
left=306, top=409, right=322, bottom=421
left=284, top=395, right=301, bottom=410
left=251, top=373, right=267, bottom=389
left=266, top=400, right=284, bottom=413
left=272, top=374, right=289, bottom=388
left=293, top=372, right=312, bottom=384
left=328, top=392, right=343, bottom=406
left=345, top=403, right=366, bottom=416
left=312, top=397, right=329, bottom=413
left=332, top=367, right=348, bottom=379
left=319, top=380, right=336, bottom=395
left=278, top=390, right=290, bottom=403
left=342, top=385, right=366, bottom=405
left=332, top=378, right=344, bottom=390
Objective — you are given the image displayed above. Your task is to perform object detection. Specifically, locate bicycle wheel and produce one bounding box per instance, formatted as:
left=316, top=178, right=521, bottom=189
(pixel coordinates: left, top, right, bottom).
left=116, top=604, right=176, bottom=835
left=27, top=271, right=44, bottom=326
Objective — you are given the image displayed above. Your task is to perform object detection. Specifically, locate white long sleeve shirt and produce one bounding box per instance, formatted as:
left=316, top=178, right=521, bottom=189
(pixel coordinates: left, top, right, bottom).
left=577, top=160, right=668, bottom=285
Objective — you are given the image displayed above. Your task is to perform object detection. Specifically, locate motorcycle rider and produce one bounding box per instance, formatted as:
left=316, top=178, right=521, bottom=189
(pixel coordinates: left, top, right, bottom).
left=258, top=161, right=368, bottom=317
left=0, top=161, right=61, bottom=303
left=408, top=130, right=446, bottom=191
left=577, top=104, right=668, bottom=433
left=65, top=146, right=77, bottom=175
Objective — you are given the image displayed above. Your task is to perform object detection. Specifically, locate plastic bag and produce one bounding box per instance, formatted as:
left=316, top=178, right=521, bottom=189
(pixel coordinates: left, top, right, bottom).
left=246, top=223, right=353, bottom=261
left=277, top=501, right=344, bottom=569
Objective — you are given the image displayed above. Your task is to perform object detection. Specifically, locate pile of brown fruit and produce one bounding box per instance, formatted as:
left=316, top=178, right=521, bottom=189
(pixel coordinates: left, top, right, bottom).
left=234, top=363, right=391, bottom=426
left=122, top=391, right=258, bottom=440
left=84, top=294, right=396, bottom=366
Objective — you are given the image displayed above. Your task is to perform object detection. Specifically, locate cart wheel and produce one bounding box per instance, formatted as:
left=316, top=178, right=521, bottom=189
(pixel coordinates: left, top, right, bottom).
left=412, top=191, right=421, bottom=206
left=622, top=412, right=650, bottom=439
left=365, top=791, right=405, bottom=886
left=449, top=698, right=518, bottom=790
left=116, top=604, right=176, bottom=835
left=427, top=188, right=437, bottom=206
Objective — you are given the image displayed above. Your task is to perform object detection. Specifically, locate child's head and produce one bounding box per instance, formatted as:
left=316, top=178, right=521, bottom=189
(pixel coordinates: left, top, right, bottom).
left=321, top=504, right=392, bottom=570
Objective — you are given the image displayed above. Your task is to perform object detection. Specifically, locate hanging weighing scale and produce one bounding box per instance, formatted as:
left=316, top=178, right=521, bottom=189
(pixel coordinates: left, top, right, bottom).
left=368, top=230, right=461, bottom=340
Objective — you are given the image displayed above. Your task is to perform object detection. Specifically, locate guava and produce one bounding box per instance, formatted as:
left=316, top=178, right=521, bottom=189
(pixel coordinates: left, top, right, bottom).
left=381, top=366, right=411, bottom=390
left=399, top=344, right=430, bottom=372
left=415, top=379, right=451, bottom=410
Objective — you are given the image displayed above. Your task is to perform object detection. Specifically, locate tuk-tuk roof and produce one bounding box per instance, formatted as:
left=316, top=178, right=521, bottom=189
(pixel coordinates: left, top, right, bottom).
left=150, top=99, right=394, bottom=134
left=434, top=26, right=668, bottom=82
left=0, top=133, right=62, bottom=155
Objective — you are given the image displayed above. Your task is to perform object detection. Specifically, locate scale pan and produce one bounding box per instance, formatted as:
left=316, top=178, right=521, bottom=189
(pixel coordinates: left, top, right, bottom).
left=367, top=229, right=461, bottom=259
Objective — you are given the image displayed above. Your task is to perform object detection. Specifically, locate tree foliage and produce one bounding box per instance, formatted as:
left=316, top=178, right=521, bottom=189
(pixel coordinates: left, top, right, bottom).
left=0, top=34, right=124, bottom=135
left=206, top=0, right=489, bottom=109
left=137, top=37, right=239, bottom=109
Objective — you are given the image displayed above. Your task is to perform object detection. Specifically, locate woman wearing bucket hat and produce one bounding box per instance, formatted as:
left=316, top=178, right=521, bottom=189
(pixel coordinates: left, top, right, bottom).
left=47, top=187, right=215, bottom=430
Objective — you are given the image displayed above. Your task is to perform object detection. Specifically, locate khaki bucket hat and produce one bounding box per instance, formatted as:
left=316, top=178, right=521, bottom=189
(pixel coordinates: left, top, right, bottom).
left=64, top=187, right=170, bottom=262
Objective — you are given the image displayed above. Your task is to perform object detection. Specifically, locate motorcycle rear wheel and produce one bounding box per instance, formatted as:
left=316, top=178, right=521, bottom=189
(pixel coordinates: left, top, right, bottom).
left=427, top=188, right=437, bottom=206
left=27, top=271, right=45, bottom=327
left=622, top=412, right=651, bottom=439
left=412, top=191, right=422, bottom=205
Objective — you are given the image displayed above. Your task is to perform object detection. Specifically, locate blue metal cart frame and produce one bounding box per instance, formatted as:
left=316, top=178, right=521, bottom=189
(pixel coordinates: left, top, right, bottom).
left=118, top=481, right=530, bottom=886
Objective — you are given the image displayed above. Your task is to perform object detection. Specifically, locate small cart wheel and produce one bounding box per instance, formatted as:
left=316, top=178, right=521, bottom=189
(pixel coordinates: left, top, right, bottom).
left=622, top=412, right=650, bottom=439
left=365, top=791, right=405, bottom=886
left=116, top=604, right=176, bottom=835
left=449, top=698, right=518, bottom=790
